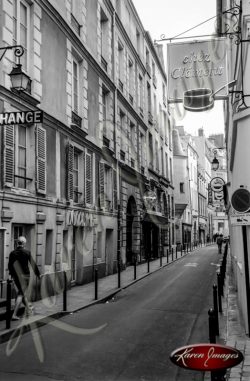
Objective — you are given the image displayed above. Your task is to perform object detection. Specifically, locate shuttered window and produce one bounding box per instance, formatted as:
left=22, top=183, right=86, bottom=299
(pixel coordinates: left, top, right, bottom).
left=113, top=168, right=118, bottom=210
left=66, top=143, right=74, bottom=200
left=99, top=162, right=105, bottom=209
left=36, top=126, right=47, bottom=194
left=3, top=125, right=15, bottom=187
left=85, top=152, right=93, bottom=205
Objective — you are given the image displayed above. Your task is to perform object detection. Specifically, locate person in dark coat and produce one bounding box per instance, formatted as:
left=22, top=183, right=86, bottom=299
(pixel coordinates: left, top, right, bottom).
left=8, top=236, right=40, bottom=320
left=216, top=234, right=224, bottom=254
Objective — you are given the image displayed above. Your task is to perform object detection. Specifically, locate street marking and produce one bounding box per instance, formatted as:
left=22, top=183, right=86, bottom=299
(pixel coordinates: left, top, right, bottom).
left=184, top=263, right=198, bottom=267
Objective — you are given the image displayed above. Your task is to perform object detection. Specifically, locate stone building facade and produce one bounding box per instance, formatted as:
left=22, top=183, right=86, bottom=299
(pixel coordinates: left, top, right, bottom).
left=0, top=0, right=175, bottom=287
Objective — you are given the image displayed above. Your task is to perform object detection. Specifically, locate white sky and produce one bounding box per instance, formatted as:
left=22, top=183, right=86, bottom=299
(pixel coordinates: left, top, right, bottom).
left=132, top=0, right=225, bottom=137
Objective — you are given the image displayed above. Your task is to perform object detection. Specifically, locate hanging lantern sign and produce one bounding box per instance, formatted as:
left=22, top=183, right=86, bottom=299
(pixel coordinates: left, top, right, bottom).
left=167, top=38, right=228, bottom=111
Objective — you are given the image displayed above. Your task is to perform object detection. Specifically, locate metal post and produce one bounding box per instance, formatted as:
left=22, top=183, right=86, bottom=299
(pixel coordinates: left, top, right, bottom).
left=181, top=245, right=183, bottom=256
left=147, top=257, right=150, bottom=273
left=176, top=246, right=178, bottom=260
left=117, top=205, right=121, bottom=289
left=134, top=258, right=137, bottom=280
left=208, top=308, right=216, bottom=344
left=160, top=249, right=162, bottom=267
left=167, top=249, right=169, bottom=263
left=213, top=284, right=219, bottom=335
left=63, top=271, right=67, bottom=312
left=171, top=247, right=174, bottom=261
left=6, top=279, right=12, bottom=330
left=95, top=268, right=98, bottom=300
left=217, top=273, right=222, bottom=313
left=242, top=225, right=250, bottom=337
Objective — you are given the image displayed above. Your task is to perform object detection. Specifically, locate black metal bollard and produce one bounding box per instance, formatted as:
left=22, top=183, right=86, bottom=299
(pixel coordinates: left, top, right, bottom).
left=217, top=273, right=223, bottom=312
left=176, top=246, right=178, bottom=260
left=148, top=257, right=150, bottom=273
left=118, top=259, right=121, bottom=289
left=171, top=247, right=174, bottom=261
left=213, top=284, right=219, bottom=335
left=95, top=268, right=98, bottom=300
left=208, top=308, right=217, bottom=344
left=160, top=251, right=162, bottom=267
left=167, top=249, right=169, bottom=263
left=134, top=259, right=137, bottom=280
left=181, top=245, right=183, bottom=256
left=6, top=279, right=12, bottom=330
left=63, top=271, right=67, bottom=312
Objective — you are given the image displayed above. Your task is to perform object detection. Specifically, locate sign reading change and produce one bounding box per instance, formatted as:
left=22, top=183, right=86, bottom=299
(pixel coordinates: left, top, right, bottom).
left=0, top=110, right=43, bottom=126
left=167, top=38, right=228, bottom=103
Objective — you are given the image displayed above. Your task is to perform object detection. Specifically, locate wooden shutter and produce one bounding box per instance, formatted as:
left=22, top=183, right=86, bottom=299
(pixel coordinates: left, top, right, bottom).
left=99, top=162, right=105, bottom=210
left=85, top=152, right=92, bottom=205
left=113, top=168, right=118, bottom=210
left=36, top=126, right=47, bottom=194
left=3, top=125, right=15, bottom=187
left=66, top=143, right=74, bottom=200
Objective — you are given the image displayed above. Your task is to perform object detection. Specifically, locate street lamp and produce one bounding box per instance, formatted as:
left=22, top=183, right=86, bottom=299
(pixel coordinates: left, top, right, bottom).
left=211, top=148, right=226, bottom=171
left=0, top=45, right=30, bottom=92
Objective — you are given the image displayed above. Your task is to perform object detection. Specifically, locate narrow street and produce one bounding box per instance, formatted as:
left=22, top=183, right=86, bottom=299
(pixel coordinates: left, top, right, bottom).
left=0, top=245, right=220, bottom=381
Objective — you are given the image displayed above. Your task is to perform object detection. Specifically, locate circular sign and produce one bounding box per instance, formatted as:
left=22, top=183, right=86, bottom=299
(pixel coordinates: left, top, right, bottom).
left=210, top=177, right=225, bottom=193
left=214, top=191, right=224, bottom=201
left=231, top=188, right=250, bottom=213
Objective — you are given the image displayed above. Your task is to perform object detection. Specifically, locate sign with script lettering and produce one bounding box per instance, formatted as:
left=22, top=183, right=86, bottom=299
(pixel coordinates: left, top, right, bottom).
left=0, top=110, right=43, bottom=126
left=167, top=38, right=228, bottom=103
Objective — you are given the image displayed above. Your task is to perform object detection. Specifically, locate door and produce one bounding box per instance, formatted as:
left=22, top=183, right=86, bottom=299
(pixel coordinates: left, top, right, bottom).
left=105, top=229, right=113, bottom=275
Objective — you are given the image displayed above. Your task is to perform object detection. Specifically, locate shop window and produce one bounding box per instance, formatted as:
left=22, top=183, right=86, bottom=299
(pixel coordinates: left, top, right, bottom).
left=13, top=0, right=30, bottom=72
left=13, top=225, right=24, bottom=249
left=62, top=230, right=69, bottom=264
left=45, top=230, right=53, bottom=266
left=96, top=232, right=103, bottom=259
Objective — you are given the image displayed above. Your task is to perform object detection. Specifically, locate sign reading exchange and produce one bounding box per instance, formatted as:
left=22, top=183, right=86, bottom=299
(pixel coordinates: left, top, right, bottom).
left=0, top=110, right=43, bottom=126
left=167, top=38, right=228, bottom=103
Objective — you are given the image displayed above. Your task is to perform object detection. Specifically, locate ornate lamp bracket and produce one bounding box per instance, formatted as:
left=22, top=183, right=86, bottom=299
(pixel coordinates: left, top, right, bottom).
left=0, top=45, right=24, bottom=62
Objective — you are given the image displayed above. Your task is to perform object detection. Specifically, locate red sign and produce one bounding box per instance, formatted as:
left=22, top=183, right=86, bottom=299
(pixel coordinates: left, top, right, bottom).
left=170, top=344, right=243, bottom=371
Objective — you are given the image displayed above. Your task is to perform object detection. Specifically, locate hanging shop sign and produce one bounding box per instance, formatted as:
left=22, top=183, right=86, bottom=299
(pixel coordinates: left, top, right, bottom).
left=210, top=177, right=225, bottom=193
left=66, top=210, right=94, bottom=227
left=208, top=183, right=213, bottom=205
left=167, top=38, right=228, bottom=107
left=0, top=110, right=43, bottom=126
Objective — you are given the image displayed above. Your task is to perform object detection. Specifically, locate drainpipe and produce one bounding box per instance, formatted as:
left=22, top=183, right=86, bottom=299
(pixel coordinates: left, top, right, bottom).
left=112, top=9, right=121, bottom=286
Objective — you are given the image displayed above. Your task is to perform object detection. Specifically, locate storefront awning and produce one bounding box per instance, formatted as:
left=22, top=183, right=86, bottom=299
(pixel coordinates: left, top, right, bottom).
left=143, top=211, right=169, bottom=228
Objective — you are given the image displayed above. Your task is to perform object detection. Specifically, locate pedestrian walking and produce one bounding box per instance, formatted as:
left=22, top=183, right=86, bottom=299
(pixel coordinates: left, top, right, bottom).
left=8, top=236, right=41, bottom=320
left=216, top=234, right=224, bottom=254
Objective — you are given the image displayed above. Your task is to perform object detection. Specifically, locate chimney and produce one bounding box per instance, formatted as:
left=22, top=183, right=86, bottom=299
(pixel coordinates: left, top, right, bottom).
left=198, top=128, right=204, bottom=137
left=173, top=129, right=185, bottom=156
left=175, top=126, right=185, bottom=136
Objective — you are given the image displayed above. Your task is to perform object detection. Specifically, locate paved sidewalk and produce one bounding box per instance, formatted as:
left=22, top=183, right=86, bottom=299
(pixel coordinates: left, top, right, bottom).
left=1, top=244, right=207, bottom=344
left=224, top=252, right=250, bottom=381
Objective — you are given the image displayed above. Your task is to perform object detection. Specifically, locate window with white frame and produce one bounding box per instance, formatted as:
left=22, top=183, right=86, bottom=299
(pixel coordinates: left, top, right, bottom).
left=72, top=58, right=79, bottom=114
left=13, top=0, right=30, bottom=72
